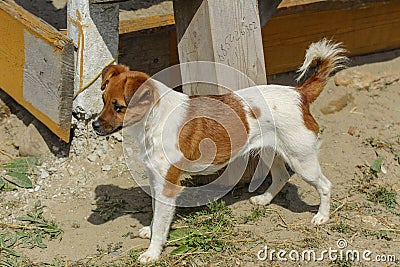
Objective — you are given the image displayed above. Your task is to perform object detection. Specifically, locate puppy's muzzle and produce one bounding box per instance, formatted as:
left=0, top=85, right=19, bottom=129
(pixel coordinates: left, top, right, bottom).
left=92, top=119, right=108, bottom=136
left=92, top=119, right=122, bottom=136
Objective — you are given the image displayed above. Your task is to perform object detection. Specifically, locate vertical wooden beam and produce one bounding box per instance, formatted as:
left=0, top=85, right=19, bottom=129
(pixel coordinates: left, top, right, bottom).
left=67, top=0, right=119, bottom=119
left=173, top=0, right=268, bottom=185
left=173, top=0, right=267, bottom=95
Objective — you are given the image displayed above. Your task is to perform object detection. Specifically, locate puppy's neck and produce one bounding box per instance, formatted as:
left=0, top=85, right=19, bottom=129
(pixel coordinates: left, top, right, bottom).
left=127, top=80, right=188, bottom=142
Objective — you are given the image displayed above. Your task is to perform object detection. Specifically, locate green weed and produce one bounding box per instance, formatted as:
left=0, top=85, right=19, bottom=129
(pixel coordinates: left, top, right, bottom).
left=363, top=230, right=392, bottom=241
left=91, top=195, right=127, bottom=221
left=96, top=242, right=123, bottom=256
left=242, top=206, right=271, bottom=224
left=0, top=204, right=63, bottom=261
left=330, top=221, right=349, bottom=234
left=0, top=157, right=38, bottom=190
left=367, top=186, right=397, bottom=209
left=168, top=200, right=236, bottom=256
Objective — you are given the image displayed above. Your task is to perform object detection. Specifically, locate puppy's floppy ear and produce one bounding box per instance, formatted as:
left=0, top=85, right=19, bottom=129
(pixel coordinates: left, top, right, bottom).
left=124, top=72, right=151, bottom=105
left=101, top=64, right=129, bottom=91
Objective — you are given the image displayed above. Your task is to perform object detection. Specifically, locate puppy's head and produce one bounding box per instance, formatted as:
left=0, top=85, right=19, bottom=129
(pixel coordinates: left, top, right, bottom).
left=92, top=64, right=156, bottom=136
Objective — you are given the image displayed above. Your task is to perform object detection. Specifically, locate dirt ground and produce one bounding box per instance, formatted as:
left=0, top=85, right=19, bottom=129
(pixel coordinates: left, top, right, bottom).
left=1, top=1, right=400, bottom=267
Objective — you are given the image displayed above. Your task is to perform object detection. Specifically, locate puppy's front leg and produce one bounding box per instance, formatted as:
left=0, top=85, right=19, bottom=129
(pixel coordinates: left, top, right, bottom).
left=138, top=168, right=180, bottom=264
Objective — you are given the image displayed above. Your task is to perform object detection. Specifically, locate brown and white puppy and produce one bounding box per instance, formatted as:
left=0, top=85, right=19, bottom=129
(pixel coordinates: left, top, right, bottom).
left=92, top=40, right=346, bottom=264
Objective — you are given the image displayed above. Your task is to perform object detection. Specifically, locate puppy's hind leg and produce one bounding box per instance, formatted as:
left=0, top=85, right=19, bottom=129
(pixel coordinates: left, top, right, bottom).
left=290, top=153, right=332, bottom=225
left=250, top=155, right=290, bottom=206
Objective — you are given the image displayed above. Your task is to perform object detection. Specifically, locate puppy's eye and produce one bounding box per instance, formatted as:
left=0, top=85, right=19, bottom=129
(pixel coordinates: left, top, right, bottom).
left=101, top=80, right=109, bottom=90
left=114, top=105, right=126, bottom=113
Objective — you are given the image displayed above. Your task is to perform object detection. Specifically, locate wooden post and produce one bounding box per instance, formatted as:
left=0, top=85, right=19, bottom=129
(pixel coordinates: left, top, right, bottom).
left=173, top=0, right=267, bottom=95
left=67, top=0, right=119, bottom=119
left=173, top=0, right=269, bottom=185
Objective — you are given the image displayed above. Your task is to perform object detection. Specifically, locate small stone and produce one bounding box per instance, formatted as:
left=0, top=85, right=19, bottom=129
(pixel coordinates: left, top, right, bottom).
left=27, top=189, right=34, bottom=193
left=111, top=132, right=123, bottom=142
left=47, top=167, right=58, bottom=173
left=320, top=94, right=354, bottom=115
left=361, top=215, right=378, bottom=227
left=347, top=126, right=356, bottom=136
left=102, top=165, right=112, bottom=171
left=96, top=150, right=103, bottom=157
left=87, top=153, right=98, bottom=162
left=34, top=185, right=41, bottom=192
left=40, top=170, right=50, bottom=179
left=71, top=222, right=80, bottom=229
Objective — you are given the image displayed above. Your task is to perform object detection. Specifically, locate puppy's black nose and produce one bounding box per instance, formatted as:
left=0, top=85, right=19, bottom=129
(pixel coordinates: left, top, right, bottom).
left=92, top=120, right=101, bottom=130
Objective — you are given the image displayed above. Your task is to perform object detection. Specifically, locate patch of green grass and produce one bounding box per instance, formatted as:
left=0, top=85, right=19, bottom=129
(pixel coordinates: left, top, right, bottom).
left=394, top=149, right=400, bottom=164
left=302, top=237, right=320, bottom=248
left=330, top=221, right=349, bottom=234
left=334, top=258, right=352, bottom=267
left=0, top=254, right=32, bottom=267
left=355, top=156, right=384, bottom=192
left=363, top=230, right=392, bottom=241
left=367, top=186, right=397, bottom=209
left=168, top=200, right=236, bottom=256
left=0, top=157, right=38, bottom=190
left=0, top=204, right=63, bottom=262
left=364, top=137, right=400, bottom=164
left=242, top=206, right=271, bottom=224
left=364, top=137, right=392, bottom=150
left=91, top=195, right=141, bottom=222
left=96, top=241, right=123, bottom=256
left=91, top=195, right=127, bottom=221
left=121, top=231, right=135, bottom=239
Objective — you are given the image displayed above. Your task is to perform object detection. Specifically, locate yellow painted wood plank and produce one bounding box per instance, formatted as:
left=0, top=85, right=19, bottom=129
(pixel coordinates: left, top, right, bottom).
left=0, top=1, right=74, bottom=142
left=119, top=14, right=175, bottom=34
left=262, top=0, right=400, bottom=74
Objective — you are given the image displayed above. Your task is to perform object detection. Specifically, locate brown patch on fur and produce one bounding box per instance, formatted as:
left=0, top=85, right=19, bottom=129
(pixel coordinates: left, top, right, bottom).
left=178, top=93, right=249, bottom=166
left=296, top=58, right=334, bottom=135
left=101, top=64, right=130, bottom=91
left=298, top=93, right=319, bottom=135
left=162, top=165, right=182, bottom=198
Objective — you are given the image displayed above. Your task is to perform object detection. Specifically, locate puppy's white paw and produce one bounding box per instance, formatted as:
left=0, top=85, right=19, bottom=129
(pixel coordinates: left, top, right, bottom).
left=311, top=212, right=329, bottom=225
left=250, top=195, right=272, bottom=206
left=138, top=250, right=160, bottom=264
left=138, top=226, right=151, bottom=239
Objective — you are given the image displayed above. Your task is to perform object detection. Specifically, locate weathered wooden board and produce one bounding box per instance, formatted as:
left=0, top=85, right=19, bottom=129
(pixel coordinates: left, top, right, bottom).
left=0, top=1, right=74, bottom=142
left=119, top=0, right=400, bottom=76
left=173, top=0, right=267, bottom=95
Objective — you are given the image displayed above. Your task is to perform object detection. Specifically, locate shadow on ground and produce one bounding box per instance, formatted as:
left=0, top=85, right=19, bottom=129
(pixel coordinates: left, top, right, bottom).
left=88, top=173, right=317, bottom=227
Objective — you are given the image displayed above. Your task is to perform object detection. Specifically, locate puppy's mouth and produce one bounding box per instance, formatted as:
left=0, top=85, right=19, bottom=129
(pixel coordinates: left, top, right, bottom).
left=94, top=125, right=123, bottom=136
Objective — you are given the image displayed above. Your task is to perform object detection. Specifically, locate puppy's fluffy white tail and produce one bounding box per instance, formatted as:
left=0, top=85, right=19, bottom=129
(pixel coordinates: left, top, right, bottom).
left=296, top=39, right=347, bottom=103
